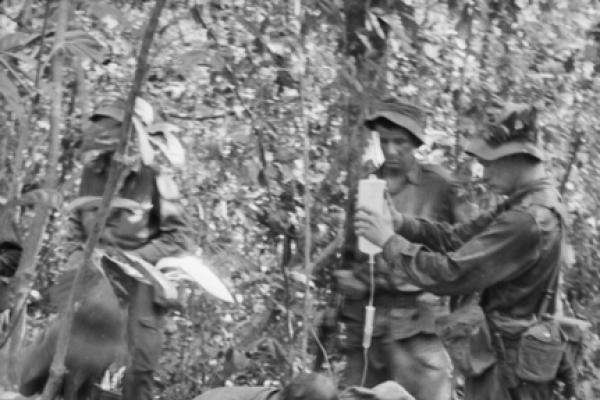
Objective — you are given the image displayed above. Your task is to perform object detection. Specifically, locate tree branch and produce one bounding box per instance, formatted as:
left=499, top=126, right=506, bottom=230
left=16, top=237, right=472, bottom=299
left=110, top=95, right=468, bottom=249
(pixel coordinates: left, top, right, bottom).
left=560, top=127, right=585, bottom=195
left=5, top=0, right=70, bottom=372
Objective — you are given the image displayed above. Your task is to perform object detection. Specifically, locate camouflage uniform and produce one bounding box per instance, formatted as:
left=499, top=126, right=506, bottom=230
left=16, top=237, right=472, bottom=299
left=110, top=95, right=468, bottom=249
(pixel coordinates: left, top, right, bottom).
left=339, top=100, right=461, bottom=400
left=68, top=99, right=193, bottom=400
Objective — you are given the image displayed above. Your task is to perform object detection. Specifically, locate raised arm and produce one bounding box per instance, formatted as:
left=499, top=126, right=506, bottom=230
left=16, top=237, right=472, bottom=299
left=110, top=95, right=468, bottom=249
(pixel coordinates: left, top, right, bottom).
left=383, top=209, right=540, bottom=296
left=395, top=206, right=505, bottom=253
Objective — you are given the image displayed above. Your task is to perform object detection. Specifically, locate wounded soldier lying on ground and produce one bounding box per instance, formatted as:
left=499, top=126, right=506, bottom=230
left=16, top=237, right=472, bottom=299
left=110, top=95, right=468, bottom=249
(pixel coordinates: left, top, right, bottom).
left=192, top=373, right=415, bottom=400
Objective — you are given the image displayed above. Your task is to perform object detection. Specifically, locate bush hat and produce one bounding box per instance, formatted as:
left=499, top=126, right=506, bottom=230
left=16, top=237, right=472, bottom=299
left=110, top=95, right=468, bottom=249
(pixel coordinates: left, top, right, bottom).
left=364, top=98, right=425, bottom=146
left=466, top=102, right=544, bottom=161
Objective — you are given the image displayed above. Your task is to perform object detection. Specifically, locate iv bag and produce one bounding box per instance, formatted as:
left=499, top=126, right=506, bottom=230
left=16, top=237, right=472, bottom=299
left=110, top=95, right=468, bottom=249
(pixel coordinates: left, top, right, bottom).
left=357, top=175, right=386, bottom=255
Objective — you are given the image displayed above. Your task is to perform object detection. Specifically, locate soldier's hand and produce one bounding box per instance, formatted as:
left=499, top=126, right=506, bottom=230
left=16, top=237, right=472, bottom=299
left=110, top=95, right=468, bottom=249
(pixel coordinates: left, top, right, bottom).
left=355, top=206, right=395, bottom=247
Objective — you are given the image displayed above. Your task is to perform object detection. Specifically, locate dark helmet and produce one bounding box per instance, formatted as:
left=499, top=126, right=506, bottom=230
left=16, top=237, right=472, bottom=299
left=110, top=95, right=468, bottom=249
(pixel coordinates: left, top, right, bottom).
left=466, top=102, right=543, bottom=161
left=364, top=98, right=426, bottom=146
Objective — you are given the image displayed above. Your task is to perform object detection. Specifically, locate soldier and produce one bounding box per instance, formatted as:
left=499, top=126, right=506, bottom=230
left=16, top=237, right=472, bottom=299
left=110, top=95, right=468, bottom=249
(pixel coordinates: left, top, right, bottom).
left=355, top=103, right=573, bottom=400
left=19, top=98, right=194, bottom=400
left=192, top=373, right=338, bottom=400
left=337, top=99, right=461, bottom=400
left=191, top=374, right=416, bottom=400
left=76, top=98, right=193, bottom=400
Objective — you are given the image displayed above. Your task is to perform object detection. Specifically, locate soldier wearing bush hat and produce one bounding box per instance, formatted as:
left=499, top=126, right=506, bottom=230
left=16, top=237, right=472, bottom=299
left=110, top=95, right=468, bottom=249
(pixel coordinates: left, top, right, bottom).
left=21, top=98, right=193, bottom=400
left=336, top=97, right=464, bottom=400
left=79, top=98, right=193, bottom=400
left=364, top=98, right=426, bottom=147
left=355, top=101, right=576, bottom=400
left=466, top=102, right=543, bottom=162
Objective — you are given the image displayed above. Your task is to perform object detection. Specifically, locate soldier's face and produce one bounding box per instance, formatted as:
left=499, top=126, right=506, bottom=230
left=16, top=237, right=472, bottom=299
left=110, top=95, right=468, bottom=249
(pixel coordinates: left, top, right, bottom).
left=377, top=125, right=417, bottom=172
left=481, top=157, right=519, bottom=195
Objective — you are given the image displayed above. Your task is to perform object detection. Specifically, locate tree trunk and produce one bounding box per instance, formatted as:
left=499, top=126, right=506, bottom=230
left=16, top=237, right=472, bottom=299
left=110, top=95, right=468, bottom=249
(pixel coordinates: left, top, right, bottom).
left=6, top=0, right=71, bottom=384
left=40, top=0, right=166, bottom=398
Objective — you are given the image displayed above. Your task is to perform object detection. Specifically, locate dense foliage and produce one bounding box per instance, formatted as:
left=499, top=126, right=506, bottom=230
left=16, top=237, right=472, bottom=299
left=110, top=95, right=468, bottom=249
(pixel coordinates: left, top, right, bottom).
left=1, top=0, right=600, bottom=398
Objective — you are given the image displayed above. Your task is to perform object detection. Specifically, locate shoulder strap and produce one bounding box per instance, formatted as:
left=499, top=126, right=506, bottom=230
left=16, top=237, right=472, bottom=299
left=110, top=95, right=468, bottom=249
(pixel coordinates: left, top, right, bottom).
left=537, top=217, right=565, bottom=317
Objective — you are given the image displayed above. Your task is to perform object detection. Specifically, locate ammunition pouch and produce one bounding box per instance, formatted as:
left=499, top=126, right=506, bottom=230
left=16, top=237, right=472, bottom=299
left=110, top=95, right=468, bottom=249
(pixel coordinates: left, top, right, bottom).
left=490, top=312, right=588, bottom=385
left=434, top=300, right=496, bottom=377
left=515, top=317, right=565, bottom=382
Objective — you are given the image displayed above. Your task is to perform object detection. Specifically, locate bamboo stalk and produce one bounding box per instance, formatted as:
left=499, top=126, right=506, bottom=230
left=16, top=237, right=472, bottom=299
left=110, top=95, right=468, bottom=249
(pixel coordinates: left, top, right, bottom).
left=40, top=0, right=166, bottom=398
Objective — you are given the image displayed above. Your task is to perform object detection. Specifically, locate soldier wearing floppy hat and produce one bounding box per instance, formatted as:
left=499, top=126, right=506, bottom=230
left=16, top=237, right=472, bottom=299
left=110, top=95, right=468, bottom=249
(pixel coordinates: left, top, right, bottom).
left=355, top=102, right=574, bottom=400
left=21, top=98, right=193, bottom=400
left=81, top=98, right=192, bottom=400
left=336, top=98, right=463, bottom=400
left=466, top=102, right=543, bottom=162
left=364, top=98, right=426, bottom=147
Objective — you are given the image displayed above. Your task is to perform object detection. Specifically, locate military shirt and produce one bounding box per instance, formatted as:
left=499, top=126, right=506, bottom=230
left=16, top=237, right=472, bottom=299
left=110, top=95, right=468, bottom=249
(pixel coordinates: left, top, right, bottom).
left=383, top=179, right=564, bottom=318
left=69, top=159, right=193, bottom=265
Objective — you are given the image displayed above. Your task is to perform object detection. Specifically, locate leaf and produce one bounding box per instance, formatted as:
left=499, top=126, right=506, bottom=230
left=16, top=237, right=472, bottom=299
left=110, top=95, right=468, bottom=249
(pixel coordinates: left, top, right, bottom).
left=338, top=67, right=363, bottom=95
left=315, top=0, right=342, bottom=23
left=0, top=68, right=24, bottom=116
left=132, top=116, right=155, bottom=166
left=157, top=255, right=234, bottom=303
left=134, top=97, right=154, bottom=125
left=0, top=32, right=39, bottom=52
left=422, top=43, right=440, bottom=59
left=62, top=30, right=106, bottom=63
left=175, top=48, right=225, bottom=73
left=147, top=131, right=186, bottom=168
left=367, top=11, right=386, bottom=39
left=85, top=0, right=129, bottom=26
left=390, top=1, right=418, bottom=41
left=265, top=40, right=288, bottom=56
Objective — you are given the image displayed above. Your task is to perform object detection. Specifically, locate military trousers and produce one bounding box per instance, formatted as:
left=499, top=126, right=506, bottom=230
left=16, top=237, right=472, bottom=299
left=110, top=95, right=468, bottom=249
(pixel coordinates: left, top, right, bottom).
left=122, top=282, right=166, bottom=400
left=342, top=333, right=452, bottom=400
